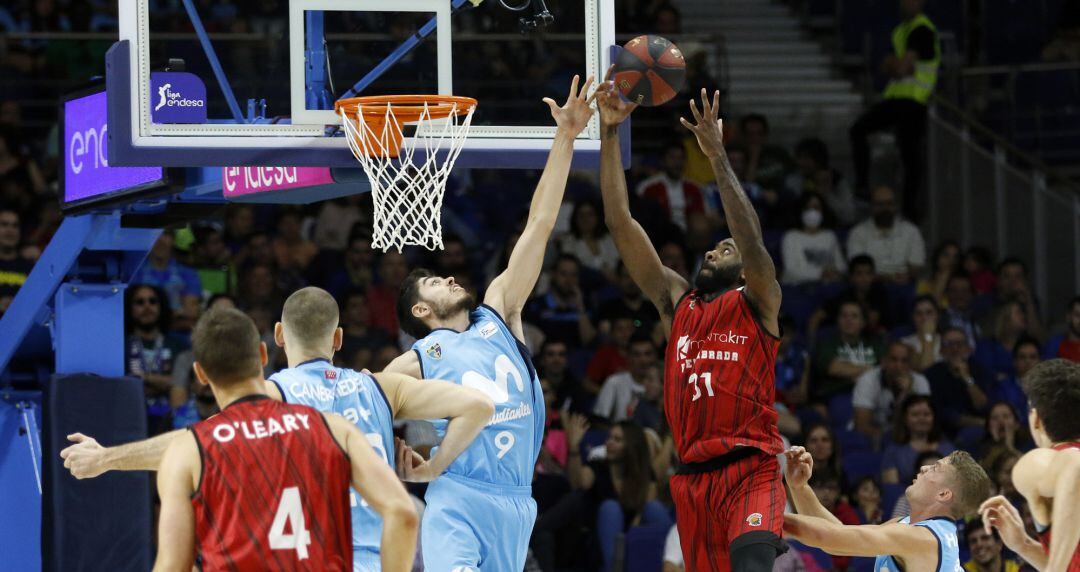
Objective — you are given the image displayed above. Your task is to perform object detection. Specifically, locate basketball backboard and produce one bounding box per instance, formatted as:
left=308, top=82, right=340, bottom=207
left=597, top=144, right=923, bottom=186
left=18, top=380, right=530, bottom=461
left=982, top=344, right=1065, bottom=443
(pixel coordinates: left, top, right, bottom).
left=107, top=0, right=621, bottom=169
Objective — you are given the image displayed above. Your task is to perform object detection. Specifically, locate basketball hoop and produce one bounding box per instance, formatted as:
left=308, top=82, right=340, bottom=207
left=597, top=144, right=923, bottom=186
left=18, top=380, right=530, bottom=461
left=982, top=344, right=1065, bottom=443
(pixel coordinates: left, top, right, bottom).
left=336, top=95, right=477, bottom=252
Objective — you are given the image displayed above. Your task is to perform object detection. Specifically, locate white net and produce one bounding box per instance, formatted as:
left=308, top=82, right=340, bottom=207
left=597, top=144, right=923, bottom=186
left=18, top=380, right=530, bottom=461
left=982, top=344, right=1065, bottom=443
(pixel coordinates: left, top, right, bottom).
left=339, top=100, right=476, bottom=252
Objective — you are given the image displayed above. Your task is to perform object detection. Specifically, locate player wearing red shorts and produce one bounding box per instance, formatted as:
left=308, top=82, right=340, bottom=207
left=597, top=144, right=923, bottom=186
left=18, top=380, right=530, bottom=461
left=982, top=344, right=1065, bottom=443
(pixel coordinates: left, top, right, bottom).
left=597, top=79, right=785, bottom=571
left=150, top=308, right=419, bottom=572
left=980, top=359, right=1080, bottom=572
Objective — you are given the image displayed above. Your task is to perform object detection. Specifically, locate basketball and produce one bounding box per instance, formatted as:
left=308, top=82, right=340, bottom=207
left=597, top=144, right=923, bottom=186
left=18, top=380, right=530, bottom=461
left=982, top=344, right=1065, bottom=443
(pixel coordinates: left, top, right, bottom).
left=612, top=35, right=687, bottom=107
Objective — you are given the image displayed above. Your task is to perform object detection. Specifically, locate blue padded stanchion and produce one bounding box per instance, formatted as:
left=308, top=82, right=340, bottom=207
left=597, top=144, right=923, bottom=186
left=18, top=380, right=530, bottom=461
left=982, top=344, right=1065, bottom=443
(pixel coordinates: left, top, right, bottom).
left=43, top=374, right=151, bottom=572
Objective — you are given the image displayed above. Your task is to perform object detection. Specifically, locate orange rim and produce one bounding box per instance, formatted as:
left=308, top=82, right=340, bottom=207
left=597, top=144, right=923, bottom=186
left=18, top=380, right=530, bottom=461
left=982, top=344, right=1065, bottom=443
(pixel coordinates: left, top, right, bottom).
left=334, top=95, right=477, bottom=122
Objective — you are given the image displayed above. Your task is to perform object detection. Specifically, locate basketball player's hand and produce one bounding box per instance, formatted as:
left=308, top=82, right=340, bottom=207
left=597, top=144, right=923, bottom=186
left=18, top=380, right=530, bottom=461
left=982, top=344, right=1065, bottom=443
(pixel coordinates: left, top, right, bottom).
left=783, top=446, right=813, bottom=488
left=395, top=437, right=436, bottom=482
left=60, top=433, right=108, bottom=479
left=680, top=89, right=725, bottom=159
left=596, top=65, right=638, bottom=128
left=979, top=496, right=1032, bottom=552
left=544, top=74, right=597, bottom=137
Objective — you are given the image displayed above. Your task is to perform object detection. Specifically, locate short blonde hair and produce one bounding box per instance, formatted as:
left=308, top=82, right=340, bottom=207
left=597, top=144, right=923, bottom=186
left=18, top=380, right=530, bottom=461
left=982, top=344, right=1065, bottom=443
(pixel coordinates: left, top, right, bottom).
left=281, top=287, right=339, bottom=348
left=946, top=451, right=992, bottom=518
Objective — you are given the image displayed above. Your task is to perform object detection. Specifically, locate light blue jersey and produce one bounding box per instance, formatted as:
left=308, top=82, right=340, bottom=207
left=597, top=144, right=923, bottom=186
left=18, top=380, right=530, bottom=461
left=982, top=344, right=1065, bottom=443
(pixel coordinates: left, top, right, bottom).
left=412, top=304, right=544, bottom=571
left=874, top=516, right=962, bottom=572
left=270, top=360, right=395, bottom=572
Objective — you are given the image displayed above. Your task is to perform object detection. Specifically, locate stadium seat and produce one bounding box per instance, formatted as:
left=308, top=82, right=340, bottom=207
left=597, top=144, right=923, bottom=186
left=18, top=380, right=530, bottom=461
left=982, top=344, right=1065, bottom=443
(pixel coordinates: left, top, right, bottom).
left=828, top=393, right=854, bottom=430
left=882, top=483, right=907, bottom=516
left=842, top=450, right=882, bottom=482
left=623, top=524, right=668, bottom=572
left=955, top=425, right=985, bottom=453
left=837, top=429, right=872, bottom=453
left=852, top=556, right=878, bottom=572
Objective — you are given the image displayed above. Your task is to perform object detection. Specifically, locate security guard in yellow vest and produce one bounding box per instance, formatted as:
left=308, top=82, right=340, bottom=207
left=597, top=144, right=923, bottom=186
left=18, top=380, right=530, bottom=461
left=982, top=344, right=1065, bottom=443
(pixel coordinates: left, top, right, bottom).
left=851, top=0, right=940, bottom=222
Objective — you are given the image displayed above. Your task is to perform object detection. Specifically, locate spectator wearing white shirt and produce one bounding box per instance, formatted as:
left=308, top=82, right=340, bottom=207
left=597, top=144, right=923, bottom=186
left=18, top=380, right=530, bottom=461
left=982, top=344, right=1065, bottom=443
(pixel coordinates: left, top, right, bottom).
left=781, top=193, right=847, bottom=285
left=853, top=341, right=931, bottom=444
left=594, top=336, right=657, bottom=423
left=557, top=199, right=620, bottom=281
left=846, top=186, right=925, bottom=284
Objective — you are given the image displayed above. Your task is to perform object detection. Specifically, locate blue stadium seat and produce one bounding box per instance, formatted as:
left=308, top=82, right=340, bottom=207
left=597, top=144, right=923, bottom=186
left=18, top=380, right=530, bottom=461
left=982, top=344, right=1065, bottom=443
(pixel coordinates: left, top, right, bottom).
left=882, top=483, right=907, bottom=516
left=828, top=393, right=854, bottom=430
left=789, top=540, right=835, bottom=570
left=837, top=429, right=872, bottom=453
left=955, top=425, right=985, bottom=452
left=852, top=556, right=878, bottom=572
left=843, top=450, right=883, bottom=482
left=623, top=524, right=668, bottom=572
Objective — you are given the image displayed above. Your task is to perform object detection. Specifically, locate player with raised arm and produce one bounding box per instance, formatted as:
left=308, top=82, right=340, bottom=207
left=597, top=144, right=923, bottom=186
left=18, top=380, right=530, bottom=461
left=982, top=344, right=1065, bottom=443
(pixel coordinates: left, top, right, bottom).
left=596, top=77, right=784, bottom=569
left=61, top=285, right=494, bottom=572
left=151, top=308, right=418, bottom=572
left=383, top=74, right=596, bottom=572
left=979, top=359, right=1080, bottom=572
left=783, top=446, right=991, bottom=572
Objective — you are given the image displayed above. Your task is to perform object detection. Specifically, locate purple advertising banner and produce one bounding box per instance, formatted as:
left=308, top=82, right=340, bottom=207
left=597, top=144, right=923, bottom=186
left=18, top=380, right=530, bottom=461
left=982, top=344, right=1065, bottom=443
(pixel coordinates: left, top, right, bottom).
left=150, top=72, right=208, bottom=124
left=63, top=91, right=164, bottom=204
left=222, top=167, right=336, bottom=197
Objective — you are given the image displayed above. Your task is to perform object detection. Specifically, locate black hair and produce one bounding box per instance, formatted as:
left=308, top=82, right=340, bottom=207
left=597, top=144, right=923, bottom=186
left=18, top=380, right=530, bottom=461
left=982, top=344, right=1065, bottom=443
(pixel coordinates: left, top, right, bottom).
left=1011, top=335, right=1041, bottom=358
left=996, top=257, right=1028, bottom=276
left=396, top=268, right=436, bottom=339
left=849, top=254, right=876, bottom=273
left=1023, top=359, right=1080, bottom=442
left=794, top=137, right=830, bottom=169
left=125, top=284, right=172, bottom=334
left=740, top=113, right=769, bottom=133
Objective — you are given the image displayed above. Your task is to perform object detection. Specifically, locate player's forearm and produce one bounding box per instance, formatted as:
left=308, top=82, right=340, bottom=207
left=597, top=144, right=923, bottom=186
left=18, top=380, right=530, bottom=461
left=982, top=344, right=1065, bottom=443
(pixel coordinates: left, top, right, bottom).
left=104, top=430, right=185, bottom=472
left=708, top=153, right=764, bottom=245
left=1012, top=536, right=1049, bottom=570
left=425, top=402, right=493, bottom=475
left=1047, top=460, right=1080, bottom=571
left=527, top=130, right=576, bottom=229
left=599, top=124, right=633, bottom=226
left=379, top=502, right=419, bottom=572
left=788, top=484, right=843, bottom=525
left=783, top=514, right=868, bottom=557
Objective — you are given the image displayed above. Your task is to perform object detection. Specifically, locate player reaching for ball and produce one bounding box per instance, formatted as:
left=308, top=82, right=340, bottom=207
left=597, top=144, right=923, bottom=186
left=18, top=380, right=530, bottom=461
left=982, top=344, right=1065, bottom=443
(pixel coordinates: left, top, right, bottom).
left=597, top=79, right=785, bottom=570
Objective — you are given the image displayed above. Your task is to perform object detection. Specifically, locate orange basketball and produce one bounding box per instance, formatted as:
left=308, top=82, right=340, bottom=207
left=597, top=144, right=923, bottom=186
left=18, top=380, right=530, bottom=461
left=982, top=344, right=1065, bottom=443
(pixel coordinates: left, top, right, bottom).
left=612, top=35, right=687, bottom=107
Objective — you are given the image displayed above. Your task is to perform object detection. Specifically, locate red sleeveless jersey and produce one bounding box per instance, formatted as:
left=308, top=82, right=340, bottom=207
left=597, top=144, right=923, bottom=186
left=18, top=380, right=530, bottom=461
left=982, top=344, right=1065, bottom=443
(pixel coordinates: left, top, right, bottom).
left=1037, top=441, right=1080, bottom=571
left=664, top=288, right=783, bottom=463
left=190, top=395, right=352, bottom=571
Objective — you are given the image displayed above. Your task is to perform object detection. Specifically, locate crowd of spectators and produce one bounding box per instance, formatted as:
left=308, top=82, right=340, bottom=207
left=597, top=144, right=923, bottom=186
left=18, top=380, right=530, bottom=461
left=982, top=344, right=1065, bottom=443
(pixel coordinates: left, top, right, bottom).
left=3, top=1, right=1080, bottom=571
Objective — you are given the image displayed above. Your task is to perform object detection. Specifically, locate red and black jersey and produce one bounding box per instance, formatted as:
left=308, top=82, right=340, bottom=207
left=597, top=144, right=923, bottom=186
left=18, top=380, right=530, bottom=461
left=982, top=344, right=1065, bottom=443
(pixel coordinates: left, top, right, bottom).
left=1037, top=441, right=1080, bottom=572
left=190, top=395, right=352, bottom=571
left=664, top=288, right=783, bottom=463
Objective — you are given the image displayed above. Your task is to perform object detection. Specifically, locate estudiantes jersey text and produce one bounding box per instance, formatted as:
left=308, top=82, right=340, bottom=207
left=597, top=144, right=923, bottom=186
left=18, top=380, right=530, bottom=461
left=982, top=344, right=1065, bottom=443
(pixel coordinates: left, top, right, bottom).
left=190, top=396, right=352, bottom=571
left=664, top=287, right=783, bottom=463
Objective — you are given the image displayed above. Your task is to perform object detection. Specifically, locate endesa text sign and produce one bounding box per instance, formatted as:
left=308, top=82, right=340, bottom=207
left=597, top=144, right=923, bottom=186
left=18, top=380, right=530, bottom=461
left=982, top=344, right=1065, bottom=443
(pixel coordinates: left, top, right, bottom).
left=222, top=167, right=336, bottom=197
left=62, top=90, right=165, bottom=206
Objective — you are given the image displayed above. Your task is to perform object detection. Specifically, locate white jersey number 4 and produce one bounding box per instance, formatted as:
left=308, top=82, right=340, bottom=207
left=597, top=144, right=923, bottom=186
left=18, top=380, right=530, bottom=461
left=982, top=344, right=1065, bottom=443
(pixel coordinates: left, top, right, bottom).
left=269, top=487, right=312, bottom=560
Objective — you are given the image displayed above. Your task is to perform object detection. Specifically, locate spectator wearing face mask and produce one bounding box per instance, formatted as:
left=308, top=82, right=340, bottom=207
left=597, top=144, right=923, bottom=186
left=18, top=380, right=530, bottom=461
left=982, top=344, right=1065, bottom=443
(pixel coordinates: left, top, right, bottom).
left=785, top=137, right=857, bottom=226
left=781, top=193, right=847, bottom=285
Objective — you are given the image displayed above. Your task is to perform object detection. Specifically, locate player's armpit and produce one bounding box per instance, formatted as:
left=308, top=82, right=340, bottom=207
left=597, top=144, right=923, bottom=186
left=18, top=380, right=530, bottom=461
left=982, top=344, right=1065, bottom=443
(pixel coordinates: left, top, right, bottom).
left=152, top=433, right=199, bottom=572
left=783, top=514, right=935, bottom=558
left=326, top=414, right=418, bottom=572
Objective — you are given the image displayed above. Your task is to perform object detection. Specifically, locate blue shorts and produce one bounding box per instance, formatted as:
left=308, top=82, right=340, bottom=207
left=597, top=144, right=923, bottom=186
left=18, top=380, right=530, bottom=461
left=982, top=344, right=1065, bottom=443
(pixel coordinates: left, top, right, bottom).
left=421, top=473, right=537, bottom=572
left=354, top=548, right=379, bottom=572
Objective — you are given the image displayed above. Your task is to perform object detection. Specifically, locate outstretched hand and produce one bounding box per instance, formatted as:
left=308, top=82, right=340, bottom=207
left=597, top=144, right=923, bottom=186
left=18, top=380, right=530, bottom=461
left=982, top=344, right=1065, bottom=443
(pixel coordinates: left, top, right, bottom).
left=979, top=495, right=1032, bottom=552
left=60, top=433, right=108, bottom=479
left=544, top=74, right=597, bottom=137
left=595, top=65, right=638, bottom=129
left=680, top=88, right=726, bottom=159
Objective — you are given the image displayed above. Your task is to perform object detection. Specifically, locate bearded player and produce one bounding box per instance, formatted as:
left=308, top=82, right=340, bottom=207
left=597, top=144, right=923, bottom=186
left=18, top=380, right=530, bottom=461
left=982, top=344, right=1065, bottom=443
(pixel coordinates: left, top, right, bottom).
left=597, top=82, right=784, bottom=570
left=979, top=359, right=1080, bottom=571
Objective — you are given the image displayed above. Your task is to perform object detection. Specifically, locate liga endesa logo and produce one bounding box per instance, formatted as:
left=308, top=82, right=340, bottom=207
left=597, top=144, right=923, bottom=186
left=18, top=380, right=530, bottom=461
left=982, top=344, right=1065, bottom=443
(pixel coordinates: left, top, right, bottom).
left=149, top=72, right=207, bottom=124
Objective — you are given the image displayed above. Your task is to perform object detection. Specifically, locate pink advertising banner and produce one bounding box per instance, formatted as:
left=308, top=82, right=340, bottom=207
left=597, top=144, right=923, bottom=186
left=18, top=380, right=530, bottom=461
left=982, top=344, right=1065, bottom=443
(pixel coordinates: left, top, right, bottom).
left=222, top=166, right=335, bottom=197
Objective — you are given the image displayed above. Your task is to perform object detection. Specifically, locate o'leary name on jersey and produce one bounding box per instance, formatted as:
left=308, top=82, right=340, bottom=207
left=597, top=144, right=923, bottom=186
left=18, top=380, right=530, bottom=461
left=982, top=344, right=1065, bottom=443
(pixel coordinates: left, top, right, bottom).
left=270, top=361, right=395, bottom=558
left=413, top=305, right=545, bottom=488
